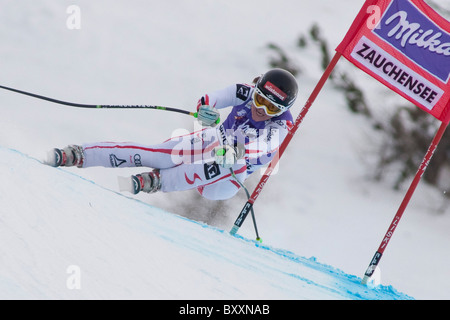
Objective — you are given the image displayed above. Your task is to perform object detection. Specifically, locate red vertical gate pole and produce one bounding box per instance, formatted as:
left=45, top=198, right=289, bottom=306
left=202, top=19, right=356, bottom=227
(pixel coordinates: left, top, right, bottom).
left=230, top=52, right=342, bottom=236
left=362, top=121, right=449, bottom=284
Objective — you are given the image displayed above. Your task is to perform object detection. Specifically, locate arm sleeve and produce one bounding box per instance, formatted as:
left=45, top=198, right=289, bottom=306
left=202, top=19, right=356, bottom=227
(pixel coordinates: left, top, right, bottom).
left=197, top=84, right=253, bottom=110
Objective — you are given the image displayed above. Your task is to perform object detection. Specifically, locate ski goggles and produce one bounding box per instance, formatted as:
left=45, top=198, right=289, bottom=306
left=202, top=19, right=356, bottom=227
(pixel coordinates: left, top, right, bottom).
left=252, top=88, right=286, bottom=117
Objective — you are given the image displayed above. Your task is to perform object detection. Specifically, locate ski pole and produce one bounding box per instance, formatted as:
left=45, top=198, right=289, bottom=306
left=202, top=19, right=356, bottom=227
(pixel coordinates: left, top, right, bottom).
left=0, top=84, right=203, bottom=119
left=229, top=168, right=261, bottom=242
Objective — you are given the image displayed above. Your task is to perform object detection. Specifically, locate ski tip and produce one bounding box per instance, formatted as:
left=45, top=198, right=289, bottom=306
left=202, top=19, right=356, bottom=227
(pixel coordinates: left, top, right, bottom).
left=43, top=148, right=61, bottom=167
left=117, top=176, right=134, bottom=193
left=118, top=175, right=144, bottom=195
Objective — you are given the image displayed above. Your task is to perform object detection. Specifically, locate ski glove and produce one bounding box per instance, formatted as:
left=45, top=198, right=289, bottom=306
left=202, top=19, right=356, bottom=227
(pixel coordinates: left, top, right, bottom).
left=196, top=101, right=220, bottom=127
left=214, top=143, right=245, bottom=169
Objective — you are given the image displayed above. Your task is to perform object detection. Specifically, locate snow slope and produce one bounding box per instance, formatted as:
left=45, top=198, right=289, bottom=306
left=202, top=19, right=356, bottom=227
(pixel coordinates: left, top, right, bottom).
left=0, top=0, right=449, bottom=299
left=0, top=146, right=411, bottom=299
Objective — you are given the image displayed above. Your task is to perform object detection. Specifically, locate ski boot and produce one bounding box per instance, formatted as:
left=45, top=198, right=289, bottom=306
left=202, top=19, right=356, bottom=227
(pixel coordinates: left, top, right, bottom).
left=118, top=169, right=161, bottom=195
left=46, top=145, right=85, bottom=167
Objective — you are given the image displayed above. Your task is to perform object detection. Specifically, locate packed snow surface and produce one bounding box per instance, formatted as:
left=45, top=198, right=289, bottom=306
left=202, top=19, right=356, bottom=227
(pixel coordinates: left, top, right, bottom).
left=0, top=147, right=411, bottom=299
left=0, top=0, right=449, bottom=299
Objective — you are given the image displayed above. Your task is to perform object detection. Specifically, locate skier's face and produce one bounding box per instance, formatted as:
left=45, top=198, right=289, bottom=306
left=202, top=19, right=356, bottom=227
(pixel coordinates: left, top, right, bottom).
left=251, top=104, right=274, bottom=121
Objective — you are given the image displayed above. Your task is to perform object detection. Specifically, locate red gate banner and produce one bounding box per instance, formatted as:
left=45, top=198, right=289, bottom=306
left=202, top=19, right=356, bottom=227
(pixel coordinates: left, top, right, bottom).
left=336, top=0, right=450, bottom=123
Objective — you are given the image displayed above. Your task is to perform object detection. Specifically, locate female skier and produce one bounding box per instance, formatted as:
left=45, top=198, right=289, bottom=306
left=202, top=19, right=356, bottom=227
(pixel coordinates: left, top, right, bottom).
left=47, top=68, right=298, bottom=201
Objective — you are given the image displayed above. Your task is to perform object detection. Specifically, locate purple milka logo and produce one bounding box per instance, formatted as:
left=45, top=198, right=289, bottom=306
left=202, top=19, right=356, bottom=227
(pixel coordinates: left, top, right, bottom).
left=374, top=0, right=450, bottom=83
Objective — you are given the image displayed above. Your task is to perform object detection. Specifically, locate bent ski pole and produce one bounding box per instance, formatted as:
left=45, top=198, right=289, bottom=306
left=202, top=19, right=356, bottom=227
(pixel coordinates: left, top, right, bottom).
left=229, top=168, right=261, bottom=242
left=0, top=84, right=200, bottom=118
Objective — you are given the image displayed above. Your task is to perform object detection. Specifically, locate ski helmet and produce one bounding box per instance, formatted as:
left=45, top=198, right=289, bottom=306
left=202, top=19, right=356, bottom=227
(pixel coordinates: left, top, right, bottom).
left=254, top=68, right=298, bottom=114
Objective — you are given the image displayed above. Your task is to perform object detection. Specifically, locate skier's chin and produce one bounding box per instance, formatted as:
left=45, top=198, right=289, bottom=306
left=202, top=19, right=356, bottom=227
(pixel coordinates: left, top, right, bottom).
left=251, top=105, right=273, bottom=122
